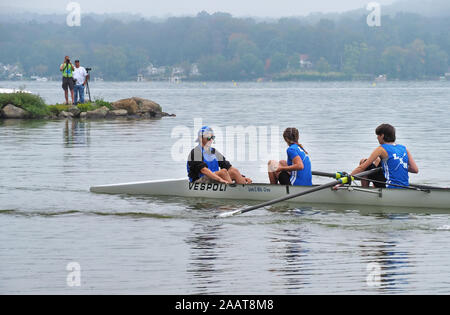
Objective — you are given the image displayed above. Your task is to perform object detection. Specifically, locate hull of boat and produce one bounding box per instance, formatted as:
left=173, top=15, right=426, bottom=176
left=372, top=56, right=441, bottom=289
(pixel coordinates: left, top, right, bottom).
left=90, top=179, right=450, bottom=210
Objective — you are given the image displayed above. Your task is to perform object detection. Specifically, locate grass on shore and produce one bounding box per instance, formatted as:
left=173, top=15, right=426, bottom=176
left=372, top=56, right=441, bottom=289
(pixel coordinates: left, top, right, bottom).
left=0, top=92, right=50, bottom=118
left=47, top=99, right=112, bottom=116
left=0, top=92, right=112, bottom=118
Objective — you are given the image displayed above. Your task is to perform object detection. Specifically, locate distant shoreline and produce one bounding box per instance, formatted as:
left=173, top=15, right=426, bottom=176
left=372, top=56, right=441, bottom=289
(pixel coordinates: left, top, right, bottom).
left=1, top=77, right=449, bottom=84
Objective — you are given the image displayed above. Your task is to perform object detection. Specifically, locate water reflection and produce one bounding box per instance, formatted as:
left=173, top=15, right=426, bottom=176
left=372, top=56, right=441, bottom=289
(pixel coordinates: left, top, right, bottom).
left=268, top=227, right=309, bottom=292
left=0, top=119, right=48, bottom=128
left=360, top=238, right=412, bottom=293
left=185, top=222, right=223, bottom=294
left=64, top=119, right=90, bottom=147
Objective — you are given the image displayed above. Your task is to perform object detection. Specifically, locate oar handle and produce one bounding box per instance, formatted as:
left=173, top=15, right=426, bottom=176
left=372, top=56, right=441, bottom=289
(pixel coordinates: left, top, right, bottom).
left=312, top=168, right=382, bottom=180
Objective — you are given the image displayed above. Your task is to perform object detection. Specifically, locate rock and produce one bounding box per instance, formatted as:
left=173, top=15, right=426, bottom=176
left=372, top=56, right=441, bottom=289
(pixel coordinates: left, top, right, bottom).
left=111, top=98, right=139, bottom=114
left=105, top=109, right=128, bottom=119
left=110, top=109, right=128, bottom=116
left=80, top=112, right=87, bottom=119
left=68, top=105, right=81, bottom=118
left=112, top=97, right=162, bottom=115
left=58, top=111, right=73, bottom=119
left=133, top=97, right=162, bottom=113
left=0, top=104, right=31, bottom=119
left=86, top=106, right=109, bottom=119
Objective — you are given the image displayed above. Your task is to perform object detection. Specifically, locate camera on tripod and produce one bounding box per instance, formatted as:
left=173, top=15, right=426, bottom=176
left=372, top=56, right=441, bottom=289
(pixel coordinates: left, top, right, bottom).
left=84, top=67, right=92, bottom=102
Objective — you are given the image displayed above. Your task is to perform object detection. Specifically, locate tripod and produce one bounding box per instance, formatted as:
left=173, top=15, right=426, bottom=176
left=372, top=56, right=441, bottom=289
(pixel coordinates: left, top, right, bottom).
left=85, top=68, right=92, bottom=102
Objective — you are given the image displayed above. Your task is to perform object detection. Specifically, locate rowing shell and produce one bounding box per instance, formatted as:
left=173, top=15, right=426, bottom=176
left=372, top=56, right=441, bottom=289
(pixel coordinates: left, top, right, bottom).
left=90, top=179, right=450, bottom=210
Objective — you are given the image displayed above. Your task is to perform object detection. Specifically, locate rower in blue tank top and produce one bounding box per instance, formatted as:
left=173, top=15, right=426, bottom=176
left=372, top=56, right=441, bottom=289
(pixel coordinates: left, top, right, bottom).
left=187, top=126, right=252, bottom=185
left=342, top=124, right=419, bottom=189
left=380, top=143, right=409, bottom=188
left=268, top=127, right=312, bottom=186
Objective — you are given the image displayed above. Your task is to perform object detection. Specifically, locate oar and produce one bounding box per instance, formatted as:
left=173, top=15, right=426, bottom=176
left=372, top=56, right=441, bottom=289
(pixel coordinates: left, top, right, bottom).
left=217, top=168, right=381, bottom=218
left=312, top=169, right=444, bottom=190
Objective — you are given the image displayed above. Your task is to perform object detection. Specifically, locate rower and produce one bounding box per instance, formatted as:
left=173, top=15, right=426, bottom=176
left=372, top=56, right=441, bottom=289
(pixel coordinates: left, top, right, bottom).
left=335, top=123, right=419, bottom=189
left=186, top=126, right=252, bottom=185
left=268, top=127, right=312, bottom=186
left=357, top=157, right=386, bottom=188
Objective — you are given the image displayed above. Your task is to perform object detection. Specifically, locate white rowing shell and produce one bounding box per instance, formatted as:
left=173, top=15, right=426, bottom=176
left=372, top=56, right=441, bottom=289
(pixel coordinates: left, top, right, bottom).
left=90, top=178, right=450, bottom=210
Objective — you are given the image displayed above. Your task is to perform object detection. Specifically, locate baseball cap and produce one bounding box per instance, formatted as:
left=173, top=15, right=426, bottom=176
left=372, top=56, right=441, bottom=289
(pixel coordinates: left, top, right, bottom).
left=195, top=126, right=214, bottom=142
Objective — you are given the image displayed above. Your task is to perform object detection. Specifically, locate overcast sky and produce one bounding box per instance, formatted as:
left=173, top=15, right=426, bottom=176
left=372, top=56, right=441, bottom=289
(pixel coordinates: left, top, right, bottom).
left=4, top=0, right=398, bottom=17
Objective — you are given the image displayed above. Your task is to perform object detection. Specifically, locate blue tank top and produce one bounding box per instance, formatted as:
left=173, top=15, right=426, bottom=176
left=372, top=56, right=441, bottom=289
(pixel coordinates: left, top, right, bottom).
left=286, top=144, right=312, bottom=186
left=381, top=144, right=409, bottom=188
left=200, top=148, right=219, bottom=175
left=186, top=146, right=220, bottom=182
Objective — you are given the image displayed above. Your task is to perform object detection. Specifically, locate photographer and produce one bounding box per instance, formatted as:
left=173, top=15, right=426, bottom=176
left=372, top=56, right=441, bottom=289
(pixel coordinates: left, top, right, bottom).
left=73, top=60, right=89, bottom=105
left=60, top=56, right=75, bottom=105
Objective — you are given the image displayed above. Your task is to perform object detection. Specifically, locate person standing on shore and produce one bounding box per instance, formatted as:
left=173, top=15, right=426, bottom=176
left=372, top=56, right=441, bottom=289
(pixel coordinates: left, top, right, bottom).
left=73, top=60, right=89, bottom=105
left=60, top=56, right=75, bottom=105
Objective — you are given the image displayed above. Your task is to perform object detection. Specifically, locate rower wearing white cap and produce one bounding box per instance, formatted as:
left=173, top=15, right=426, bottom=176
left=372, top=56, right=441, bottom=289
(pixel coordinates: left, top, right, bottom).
left=187, top=126, right=252, bottom=185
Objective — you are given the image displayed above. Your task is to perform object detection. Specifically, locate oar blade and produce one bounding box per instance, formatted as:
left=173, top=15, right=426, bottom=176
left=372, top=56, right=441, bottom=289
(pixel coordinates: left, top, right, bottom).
left=216, top=209, right=242, bottom=218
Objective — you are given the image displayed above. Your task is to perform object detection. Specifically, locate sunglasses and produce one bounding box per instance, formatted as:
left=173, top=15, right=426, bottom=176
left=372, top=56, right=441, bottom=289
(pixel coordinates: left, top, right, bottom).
left=205, top=135, right=215, bottom=141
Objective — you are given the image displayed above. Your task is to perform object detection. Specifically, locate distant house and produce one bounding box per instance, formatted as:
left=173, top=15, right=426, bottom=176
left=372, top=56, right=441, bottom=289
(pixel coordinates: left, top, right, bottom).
left=172, top=67, right=184, bottom=76
left=0, top=63, right=23, bottom=80
left=190, top=63, right=200, bottom=76
left=375, top=74, right=387, bottom=82
left=30, top=75, right=48, bottom=82
left=146, top=64, right=166, bottom=76
left=299, top=54, right=313, bottom=69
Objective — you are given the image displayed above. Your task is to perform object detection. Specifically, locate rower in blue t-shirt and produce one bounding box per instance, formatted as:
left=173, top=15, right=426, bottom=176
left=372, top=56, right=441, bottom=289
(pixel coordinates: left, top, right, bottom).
left=286, top=143, right=312, bottom=186
left=268, top=127, right=313, bottom=186
left=342, top=124, right=419, bottom=189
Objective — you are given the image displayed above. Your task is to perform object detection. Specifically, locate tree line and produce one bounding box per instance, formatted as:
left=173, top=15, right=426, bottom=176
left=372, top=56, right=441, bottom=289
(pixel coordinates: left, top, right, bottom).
left=0, top=11, right=449, bottom=81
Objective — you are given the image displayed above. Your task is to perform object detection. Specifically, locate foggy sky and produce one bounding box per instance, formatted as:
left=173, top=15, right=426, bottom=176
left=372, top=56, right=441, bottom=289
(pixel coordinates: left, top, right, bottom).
left=4, top=0, right=397, bottom=17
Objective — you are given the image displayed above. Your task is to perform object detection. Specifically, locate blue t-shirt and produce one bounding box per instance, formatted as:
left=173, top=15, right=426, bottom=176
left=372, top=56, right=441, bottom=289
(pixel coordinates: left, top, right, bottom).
left=286, top=144, right=312, bottom=186
left=381, top=144, right=409, bottom=188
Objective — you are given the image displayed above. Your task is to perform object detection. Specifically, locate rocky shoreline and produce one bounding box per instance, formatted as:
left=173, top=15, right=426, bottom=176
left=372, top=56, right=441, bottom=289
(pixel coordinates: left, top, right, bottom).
left=0, top=96, right=175, bottom=120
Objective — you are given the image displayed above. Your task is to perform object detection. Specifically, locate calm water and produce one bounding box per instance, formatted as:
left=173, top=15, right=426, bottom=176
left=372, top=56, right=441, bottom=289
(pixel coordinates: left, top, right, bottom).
left=1, top=80, right=450, bottom=294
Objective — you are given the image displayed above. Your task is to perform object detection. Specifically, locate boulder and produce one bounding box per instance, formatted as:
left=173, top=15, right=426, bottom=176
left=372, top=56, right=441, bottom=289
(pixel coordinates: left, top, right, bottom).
left=0, top=104, right=31, bottom=119
left=112, top=97, right=162, bottom=115
left=68, top=105, right=81, bottom=118
left=86, top=106, right=109, bottom=119
left=110, top=109, right=128, bottom=116
left=132, top=97, right=162, bottom=113
left=106, top=109, right=128, bottom=119
left=80, top=112, right=87, bottom=119
left=111, top=98, right=139, bottom=114
left=58, top=111, right=73, bottom=119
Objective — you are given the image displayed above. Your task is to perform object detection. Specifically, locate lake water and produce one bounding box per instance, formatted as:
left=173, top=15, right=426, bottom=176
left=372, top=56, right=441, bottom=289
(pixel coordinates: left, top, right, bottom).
left=1, top=80, right=450, bottom=294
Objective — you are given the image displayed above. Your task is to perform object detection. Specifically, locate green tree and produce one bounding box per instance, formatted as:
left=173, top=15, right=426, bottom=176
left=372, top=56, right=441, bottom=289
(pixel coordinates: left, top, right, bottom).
left=238, top=53, right=264, bottom=78
left=424, top=44, right=448, bottom=76
left=382, top=46, right=408, bottom=79
left=267, top=52, right=289, bottom=74
left=316, top=57, right=331, bottom=73
left=342, top=42, right=361, bottom=75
